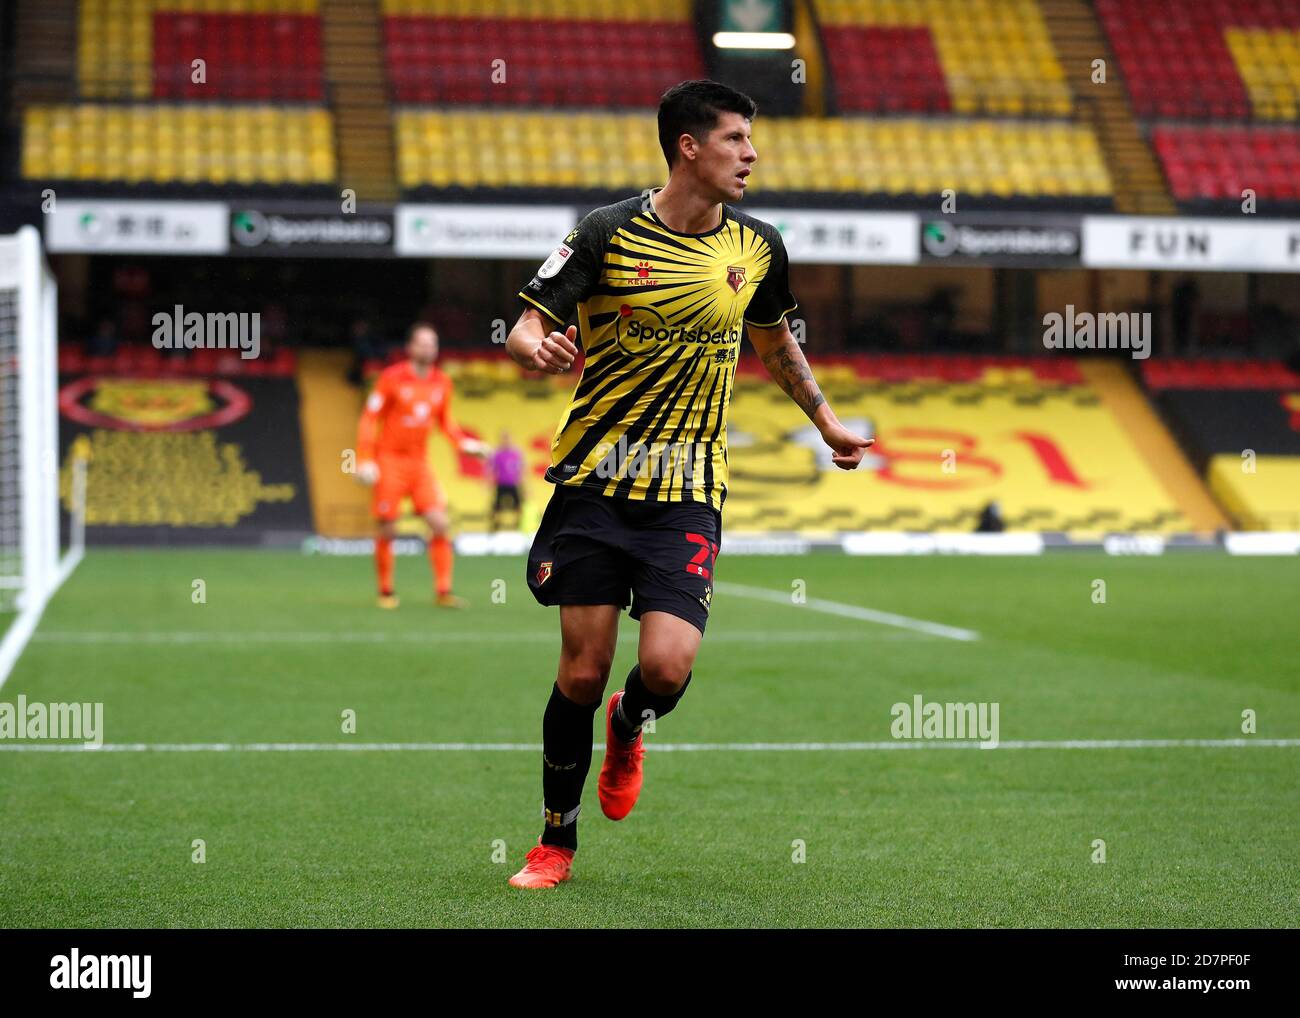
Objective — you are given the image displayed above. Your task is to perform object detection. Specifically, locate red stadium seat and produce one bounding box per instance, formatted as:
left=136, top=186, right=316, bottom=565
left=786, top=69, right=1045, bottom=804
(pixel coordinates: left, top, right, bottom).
left=152, top=12, right=323, bottom=102
left=1096, top=0, right=1298, bottom=121
left=1153, top=124, right=1300, bottom=202
left=823, top=26, right=952, bottom=115
left=382, top=15, right=705, bottom=108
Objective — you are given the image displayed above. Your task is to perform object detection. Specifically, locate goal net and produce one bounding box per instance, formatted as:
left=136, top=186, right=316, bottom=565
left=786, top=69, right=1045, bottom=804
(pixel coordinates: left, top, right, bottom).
left=0, top=225, right=84, bottom=686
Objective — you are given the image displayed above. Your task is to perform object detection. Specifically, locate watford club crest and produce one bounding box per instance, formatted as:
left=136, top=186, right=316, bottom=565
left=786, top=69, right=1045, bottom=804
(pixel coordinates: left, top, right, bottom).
left=535, top=561, right=553, bottom=586
left=726, top=265, right=746, bottom=293
left=58, top=377, right=252, bottom=431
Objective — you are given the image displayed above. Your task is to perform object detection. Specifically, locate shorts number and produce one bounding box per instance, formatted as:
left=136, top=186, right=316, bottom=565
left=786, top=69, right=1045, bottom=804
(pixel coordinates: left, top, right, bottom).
left=685, top=532, right=718, bottom=580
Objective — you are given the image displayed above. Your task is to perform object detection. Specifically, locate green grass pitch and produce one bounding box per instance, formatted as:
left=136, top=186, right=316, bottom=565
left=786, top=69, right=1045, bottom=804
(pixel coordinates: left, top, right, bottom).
left=1, top=548, right=1297, bottom=927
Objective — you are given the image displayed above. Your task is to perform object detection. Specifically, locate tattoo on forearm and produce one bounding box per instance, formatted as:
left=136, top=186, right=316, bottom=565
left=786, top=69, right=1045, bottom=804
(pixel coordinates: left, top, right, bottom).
left=761, top=340, right=827, bottom=420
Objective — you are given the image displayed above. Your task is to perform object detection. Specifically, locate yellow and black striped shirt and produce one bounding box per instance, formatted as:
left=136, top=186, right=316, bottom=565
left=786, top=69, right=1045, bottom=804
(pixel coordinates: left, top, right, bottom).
left=518, top=190, right=797, bottom=511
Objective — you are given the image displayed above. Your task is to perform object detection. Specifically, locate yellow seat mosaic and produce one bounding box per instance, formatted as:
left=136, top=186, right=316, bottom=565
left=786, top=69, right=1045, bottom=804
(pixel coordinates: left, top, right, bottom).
left=395, top=110, right=1111, bottom=198
left=1224, top=28, right=1300, bottom=122
left=23, top=104, right=335, bottom=185
left=1208, top=455, right=1300, bottom=531
left=395, top=110, right=666, bottom=191
left=301, top=357, right=1204, bottom=537
left=78, top=0, right=321, bottom=100
left=815, top=0, right=1072, bottom=117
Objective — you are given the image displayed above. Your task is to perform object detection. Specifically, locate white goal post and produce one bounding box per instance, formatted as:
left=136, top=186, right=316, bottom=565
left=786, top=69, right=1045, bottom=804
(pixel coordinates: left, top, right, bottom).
left=0, top=225, right=85, bottom=689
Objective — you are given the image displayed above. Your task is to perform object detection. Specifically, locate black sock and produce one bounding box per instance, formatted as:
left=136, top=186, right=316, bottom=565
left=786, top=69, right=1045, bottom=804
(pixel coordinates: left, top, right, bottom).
left=611, top=664, right=692, bottom=743
left=540, top=683, right=600, bottom=851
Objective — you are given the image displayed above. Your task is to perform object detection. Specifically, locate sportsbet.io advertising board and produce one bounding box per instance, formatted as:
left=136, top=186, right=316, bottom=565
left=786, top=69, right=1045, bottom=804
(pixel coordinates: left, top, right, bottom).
left=229, top=208, right=395, bottom=258
left=39, top=202, right=1300, bottom=271
left=919, top=217, right=1082, bottom=267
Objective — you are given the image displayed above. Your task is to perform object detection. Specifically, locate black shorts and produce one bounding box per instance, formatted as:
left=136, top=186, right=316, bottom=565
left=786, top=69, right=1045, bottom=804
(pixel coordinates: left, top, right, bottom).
left=493, top=484, right=521, bottom=512
left=526, top=484, right=721, bottom=634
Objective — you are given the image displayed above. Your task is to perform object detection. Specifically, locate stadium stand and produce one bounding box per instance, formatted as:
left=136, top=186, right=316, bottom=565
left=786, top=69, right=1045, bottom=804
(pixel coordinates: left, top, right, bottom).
left=10, top=0, right=1122, bottom=206
left=1142, top=358, right=1300, bottom=530
left=151, top=9, right=324, bottom=101
left=59, top=342, right=296, bottom=378
left=56, top=347, right=312, bottom=539
left=383, top=0, right=1111, bottom=206
left=1154, top=124, right=1300, bottom=204
left=306, top=352, right=1221, bottom=537
left=78, top=0, right=325, bottom=100
left=382, top=0, right=704, bottom=107
left=752, top=117, right=1109, bottom=200
left=22, top=0, right=1300, bottom=209
left=23, top=104, right=334, bottom=185
left=395, top=110, right=662, bottom=192
left=1096, top=0, right=1300, bottom=209
left=1097, top=0, right=1299, bottom=120
left=384, top=0, right=705, bottom=196
left=816, top=0, right=1072, bottom=117
left=395, top=108, right=1111, bottom=201
left=23, top=0, right=336, bottom=189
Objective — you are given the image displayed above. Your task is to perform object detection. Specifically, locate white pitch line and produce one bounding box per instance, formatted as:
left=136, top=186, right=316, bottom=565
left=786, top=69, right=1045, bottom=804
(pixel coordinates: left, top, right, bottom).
left=30, top=629, right=926, bottom=646
left=714, top=581, right=980, bottom=642
left=1, top=739, right=1297, bottom=753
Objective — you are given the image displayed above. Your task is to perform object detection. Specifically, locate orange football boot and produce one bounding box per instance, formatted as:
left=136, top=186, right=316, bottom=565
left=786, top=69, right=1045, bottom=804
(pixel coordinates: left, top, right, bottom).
left=508, top=840, right=575, bottom=889
left=598, top=690, right=645, bottom=821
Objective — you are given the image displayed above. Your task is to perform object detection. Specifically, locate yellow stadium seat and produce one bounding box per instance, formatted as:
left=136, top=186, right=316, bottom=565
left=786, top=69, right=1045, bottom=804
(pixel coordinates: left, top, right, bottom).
left=388, top=107, right=1110, bottom=201
left=21, top=103, right=337, bottom=186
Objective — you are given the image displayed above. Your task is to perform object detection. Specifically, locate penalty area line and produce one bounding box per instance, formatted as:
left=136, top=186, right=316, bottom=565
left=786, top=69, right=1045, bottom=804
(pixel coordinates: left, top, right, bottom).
left=2, top=739, right=1298, bottom=753
left=714, top=581, right=980, bottom=642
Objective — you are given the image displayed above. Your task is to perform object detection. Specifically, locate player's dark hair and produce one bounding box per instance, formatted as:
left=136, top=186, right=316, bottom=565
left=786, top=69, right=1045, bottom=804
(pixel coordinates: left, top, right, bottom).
left=657, top=80, right=758, bottom=169
left=406, top=321, right=437, bottom=343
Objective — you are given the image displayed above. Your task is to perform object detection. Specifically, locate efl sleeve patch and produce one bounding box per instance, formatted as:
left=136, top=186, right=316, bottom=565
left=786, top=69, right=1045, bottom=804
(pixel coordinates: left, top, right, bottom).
left=517, top=212, right=606, bottom=323
left=536, top=244, right=573, bottom=279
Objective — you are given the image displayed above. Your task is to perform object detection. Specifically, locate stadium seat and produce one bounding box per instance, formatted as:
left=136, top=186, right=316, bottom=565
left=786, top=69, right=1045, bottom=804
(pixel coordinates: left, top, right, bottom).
left=381, top=0, right=702, bottom=108
left=78, top=0, right=325, bottom=101
left=816, top=0, right=1072, bottom=118
left=394, top=110, right=1111, bottom=199
left=152, top=12, right=323, bottom=101
left=1154, top=125, right=1300, bottom=203
left=23, top=104, right=336, bottom=186
left=1096, top=0, right=1300, bottom=120
left=1141, top=358, right=1300, bottom=390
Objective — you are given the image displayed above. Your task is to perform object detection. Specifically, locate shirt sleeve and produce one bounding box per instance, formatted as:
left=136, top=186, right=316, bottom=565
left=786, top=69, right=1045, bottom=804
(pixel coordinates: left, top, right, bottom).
left=517, top=212, right=606, bottom=326
left=435, top=375, right=468, bottom=446
left=356, top=372, right=390, bottom=462
left=744, top=227, right=798, bottom=328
